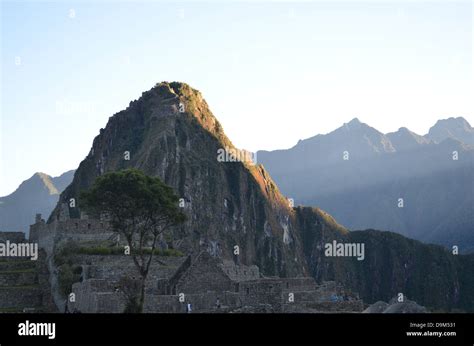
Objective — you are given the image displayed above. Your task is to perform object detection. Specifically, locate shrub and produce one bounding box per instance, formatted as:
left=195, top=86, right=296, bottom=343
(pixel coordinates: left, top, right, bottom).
left=57, top=264, right=81, bottom=296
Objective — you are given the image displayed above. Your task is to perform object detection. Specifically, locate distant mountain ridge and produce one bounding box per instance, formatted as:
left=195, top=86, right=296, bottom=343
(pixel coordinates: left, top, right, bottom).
left=386, top=127, right=432, bottom=151
left=257, top=117, right=474, bottom=252
left=0, top=170, right=75, bottom=235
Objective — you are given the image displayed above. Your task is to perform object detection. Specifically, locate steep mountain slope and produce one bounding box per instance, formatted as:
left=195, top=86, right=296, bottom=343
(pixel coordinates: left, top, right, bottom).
left=47, top=83, right=474, bottom=311
left=295, top=211, right=474, bottom=311
left=0, top=170, right=75, bottom=235
left=48, top=82, right=307, bottom=277
left=257, top=118, right=474, bottom=252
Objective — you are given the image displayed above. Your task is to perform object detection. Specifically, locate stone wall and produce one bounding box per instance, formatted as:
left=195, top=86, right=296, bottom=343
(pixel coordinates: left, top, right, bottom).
left=95, top=292, right=125, bottom=313
left=0, top=286, right=43, bottom=310
left=71, top=279, right=124, bottom=313
left=36, top=249, right=57, bottom=312
left=74, top=255, right=187, bottom=292
left=29, top=218, right=113, bottom=255
left=29, top=221, right=55, bottom=256
left=219, top=260, right=260, bottom=282
left=176, top=252, right=233, bottom=294
left=71, top=284, right=234, bottom=313
left=145, top=291, right=242, bottom=313
left=281, top=277, right=318, bottom=291
left=238, top=279, right=283, bottom=312
left=54, top=219, right=110, bottom=235
left=29, top=216, right=120, bottom=312
left=0, top=271, right=36, bottom=286
left=165, top=255, right=192, bottom=294
left=144, top=295, right=182, bottom=313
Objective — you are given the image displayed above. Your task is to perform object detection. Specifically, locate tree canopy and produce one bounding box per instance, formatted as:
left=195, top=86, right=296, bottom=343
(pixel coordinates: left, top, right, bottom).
left=80, top=168, right=186, bottom=312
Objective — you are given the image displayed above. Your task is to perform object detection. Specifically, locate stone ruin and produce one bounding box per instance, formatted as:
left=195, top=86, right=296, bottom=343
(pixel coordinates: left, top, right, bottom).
left=0, top=210, right=365, bottom=313
left=0, top=222, right=56, bottom=313
left=66, top=251, right=363, bottom=313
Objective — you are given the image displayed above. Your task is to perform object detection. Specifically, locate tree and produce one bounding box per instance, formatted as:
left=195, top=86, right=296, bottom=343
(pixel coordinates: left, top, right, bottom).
left=118, top=276, right=142, bottom=313
left=80, top=168, right=186, bottom=312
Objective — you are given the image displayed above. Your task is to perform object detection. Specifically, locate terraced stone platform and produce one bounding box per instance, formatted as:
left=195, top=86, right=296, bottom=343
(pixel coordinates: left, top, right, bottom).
left=0, top=258, right=46, bottom=313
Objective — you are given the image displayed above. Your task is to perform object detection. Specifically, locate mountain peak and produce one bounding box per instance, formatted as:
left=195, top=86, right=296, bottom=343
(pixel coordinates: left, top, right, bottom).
left=34, top=173, right=59, bottom=195
left=436, top=116, right=470, bottom=127
left=151, top=81, right=227, bottom=142
left=346, top=117, right=362, bottom=128
left=348, top=117, right=361, bottom=124
left=386, top=127, right=431, bottom=150
left=429, top=117, right=471, bottom=133
left=426, top=116, right=474, bottom=145
left=292, top=117, right=394, bottom=157
left=152, top=81, right=196, bottom=98
left=47, top=81, right=305, bottom=276
left=340, top=118, right=372, bottom=133
left=390, top=127, right=422, bottom=138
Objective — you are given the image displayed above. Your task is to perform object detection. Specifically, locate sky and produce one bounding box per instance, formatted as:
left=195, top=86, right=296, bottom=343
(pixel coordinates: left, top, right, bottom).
left=1, top=0, right=473, bottom=196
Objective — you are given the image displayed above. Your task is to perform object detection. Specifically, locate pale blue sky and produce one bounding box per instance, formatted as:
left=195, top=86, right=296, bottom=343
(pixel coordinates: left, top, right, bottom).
left=1, top=0, right=473, bottom=195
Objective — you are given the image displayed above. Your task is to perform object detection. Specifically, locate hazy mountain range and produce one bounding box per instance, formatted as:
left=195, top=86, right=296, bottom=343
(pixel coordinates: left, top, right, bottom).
left=257, top=117, right=474, bottom=253
left=0, top=170, right=75, bottom=235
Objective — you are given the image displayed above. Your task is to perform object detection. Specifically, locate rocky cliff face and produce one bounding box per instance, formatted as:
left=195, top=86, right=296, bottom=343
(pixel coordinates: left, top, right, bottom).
left=47, top=82, right=474, bottom=311
left=48, top=82, right=306, bottom=277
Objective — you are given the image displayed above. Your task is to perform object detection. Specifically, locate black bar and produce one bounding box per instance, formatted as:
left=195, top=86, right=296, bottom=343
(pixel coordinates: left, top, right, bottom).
left=1, top=313, right=473, bottom=345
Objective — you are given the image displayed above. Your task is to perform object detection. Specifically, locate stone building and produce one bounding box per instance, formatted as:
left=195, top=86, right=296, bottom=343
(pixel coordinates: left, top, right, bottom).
left=25, top=209, right=364, bottom=314
left=66, top=251, right=363, bottom=313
